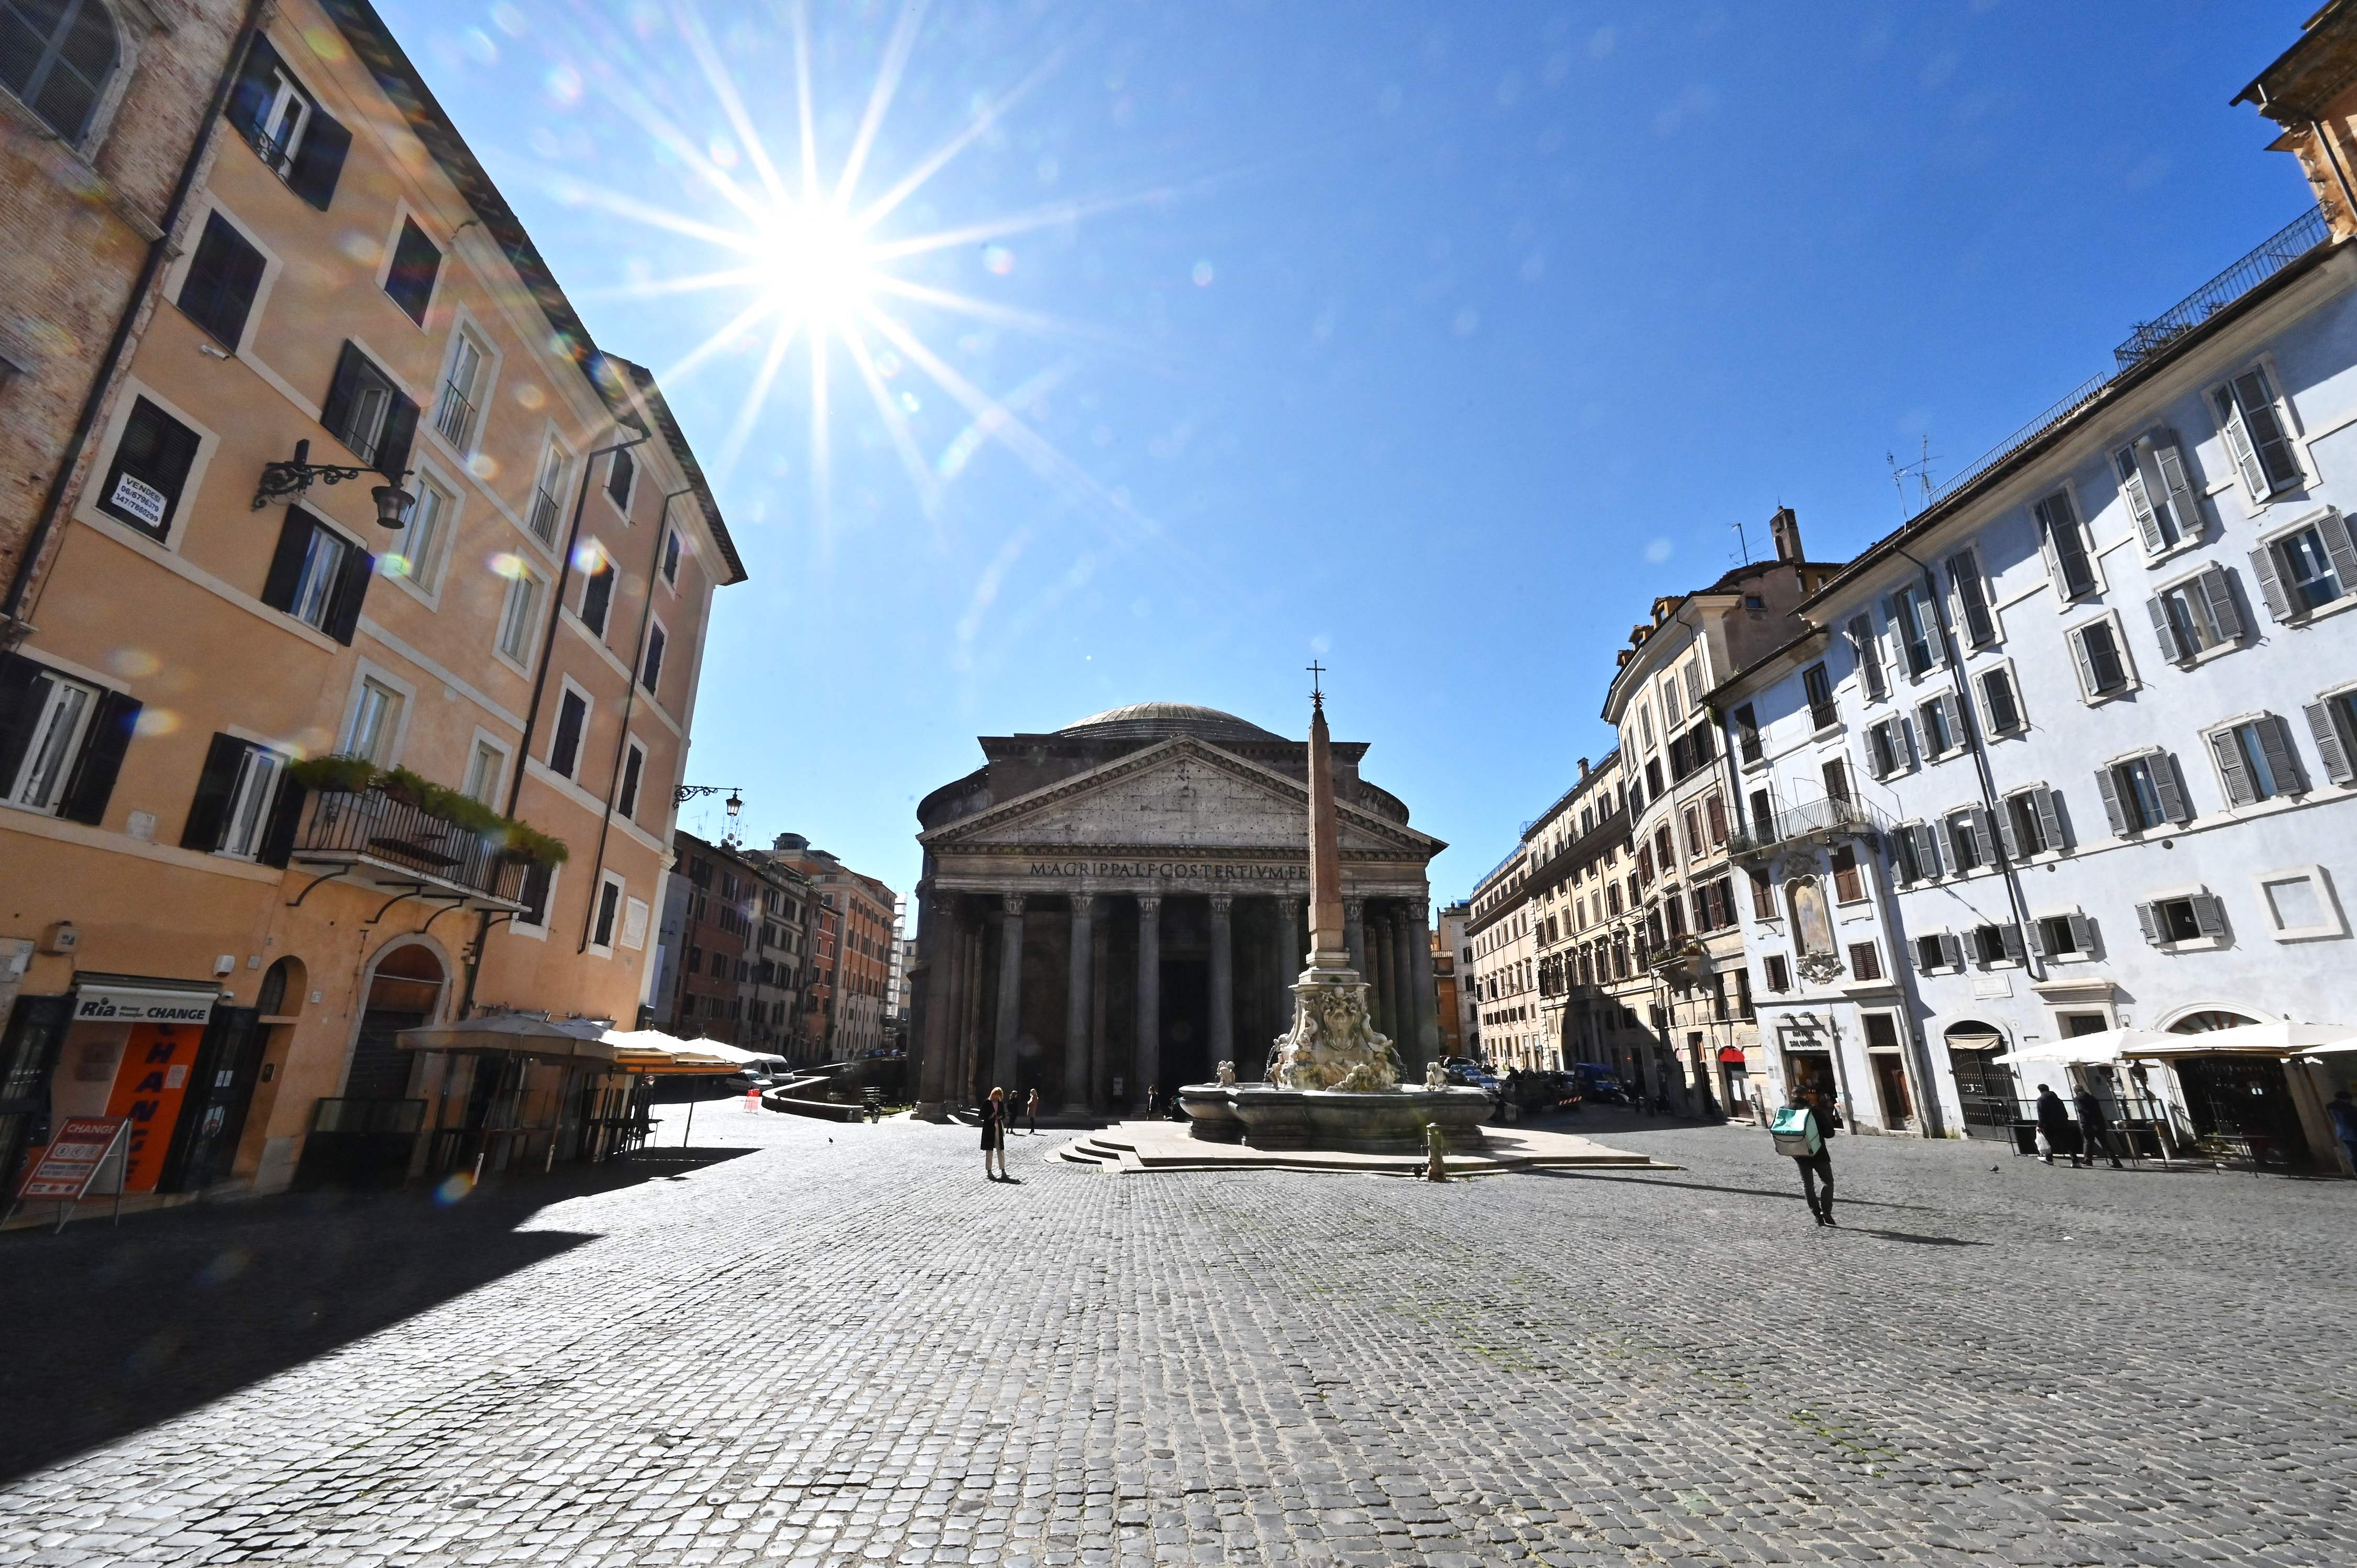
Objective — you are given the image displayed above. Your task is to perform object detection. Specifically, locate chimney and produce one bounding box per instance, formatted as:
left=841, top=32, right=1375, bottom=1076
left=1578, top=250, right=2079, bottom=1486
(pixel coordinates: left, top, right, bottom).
left=1578, top=756, right=1590, bottom=779
left=1769, top=506, right=1802, bottom=564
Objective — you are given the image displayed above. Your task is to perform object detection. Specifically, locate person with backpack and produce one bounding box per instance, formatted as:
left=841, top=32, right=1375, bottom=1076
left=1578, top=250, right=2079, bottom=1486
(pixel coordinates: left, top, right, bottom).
left=1769, top=1092, right=1837, bottom=1227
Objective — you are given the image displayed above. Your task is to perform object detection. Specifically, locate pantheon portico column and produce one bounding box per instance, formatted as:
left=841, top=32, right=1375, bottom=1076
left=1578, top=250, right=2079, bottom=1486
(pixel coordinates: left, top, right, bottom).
left=1208, top=893, right=1235, bottom=1073
left=1406, top=898, right=1438, bottom=1071
left=1391, top=907, right=1416, bottom=1056
left=1063, top=893, right=1094, bottom=1113
left=993, top=894, right=1026, bottom=1090
left=1270, top=896, right=1302, bottom=1074
left=1135, top=896, right=1161, bottom=1107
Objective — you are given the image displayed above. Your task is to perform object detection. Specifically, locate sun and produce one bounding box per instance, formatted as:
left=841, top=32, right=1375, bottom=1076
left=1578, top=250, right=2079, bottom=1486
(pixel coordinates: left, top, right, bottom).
left=757, top=200, right=880, bottom=329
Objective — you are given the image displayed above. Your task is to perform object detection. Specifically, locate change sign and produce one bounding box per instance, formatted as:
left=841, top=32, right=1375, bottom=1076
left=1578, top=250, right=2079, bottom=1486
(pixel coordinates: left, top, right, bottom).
left=13, top=1117, right=129, bottom=1201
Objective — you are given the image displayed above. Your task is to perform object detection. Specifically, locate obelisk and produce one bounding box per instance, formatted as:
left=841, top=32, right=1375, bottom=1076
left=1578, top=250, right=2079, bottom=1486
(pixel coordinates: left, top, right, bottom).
left=1303, top=682, right=1350, bottom=972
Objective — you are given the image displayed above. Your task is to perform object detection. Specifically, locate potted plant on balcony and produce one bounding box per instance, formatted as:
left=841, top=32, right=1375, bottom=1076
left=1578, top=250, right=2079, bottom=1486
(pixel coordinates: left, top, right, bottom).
left=285, top=754, right=381, bottom=796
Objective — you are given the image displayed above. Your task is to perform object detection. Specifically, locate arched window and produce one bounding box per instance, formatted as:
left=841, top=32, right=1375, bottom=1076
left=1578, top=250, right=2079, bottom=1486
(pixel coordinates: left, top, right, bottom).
left=1, top=0, right=120, bottom=143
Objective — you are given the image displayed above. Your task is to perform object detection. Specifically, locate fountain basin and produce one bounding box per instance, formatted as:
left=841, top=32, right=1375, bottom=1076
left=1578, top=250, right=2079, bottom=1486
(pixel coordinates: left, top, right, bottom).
left=1177, top=1084, right=1247, bottom=1142
left=1181, top=1084, right=1492, bottom=1154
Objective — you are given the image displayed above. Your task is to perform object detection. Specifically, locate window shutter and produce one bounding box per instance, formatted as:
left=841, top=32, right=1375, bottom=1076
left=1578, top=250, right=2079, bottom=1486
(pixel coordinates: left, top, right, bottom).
left=2152, top=436, right=2205, bottom=540
left=2069, top=626, right=2102, bottom=700
left=2305, top=699, right=2355, bottom=784
left=2234, top=368, right=2303, bottom=493
left=257, top=776, right=305, bottom=869
left=1944, top=692, right=1969, bottom=745
left=2119, top=450, right=2167, bottom=555
left=1938, top=932, right=1964, bottom=970
left=2067, top=913, right=2096, bottom=956
left=321, top=343, right=366, bottom=454
left=2000, top=923, right=2026, bottom=965
left=2033, top=788, right=2065, bottom=852
left=1968, top=805, right=1996, bottom=860
left=1995, top=798, right=2021, bottom=861
left=287, top=109, right=352, bottom=209
left=2025, top=918, right=2048, bottom=959
left=225, top=35, right=284, bottom=142
left=2318, top=512, right=2357, bottom=595
left=2257, top=714, right=2303, bottom=795
left=323, top=534, right=373, bottom=645
left=2147, top=595, right=2187, bottom=664
left=1914, top=822, right=1944, bottom=878
left=1913, top=937, right=1935, bottom=975
left=2248, top=544, right=2293, bottom=621
left=2095, top=767, right=2128, bottom=835
left=374, top=393, right=418, bottom=480
left=2198, top=567, right=2242, bottom=645
left=59, top=690, right=140, bottom=826
left=2152, top=753, right=2193, bottom=823
left=2136, top=902, right=2163, bottom=945
left=1684, top=662, right=1703, bottom=706
left=1881, top=594, right=1903, bottom=658
left=2209, top=728, right=2253, bottom=806
left=0, top=654, right=47, bottom=793
left=2215, top=382, right=2270, bottom=497
left=179, top=733, right=248, bottom=851
left=259, top=511, right=313, bottom=613
left=2191, top=894, right=2228, bottom=940
left=1849, top=615, right=1885, bottom=700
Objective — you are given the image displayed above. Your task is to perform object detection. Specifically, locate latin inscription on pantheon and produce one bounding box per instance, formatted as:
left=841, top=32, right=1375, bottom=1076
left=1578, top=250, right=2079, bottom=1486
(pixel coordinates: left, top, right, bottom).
left=1024, top=860, right=1308, bottom=882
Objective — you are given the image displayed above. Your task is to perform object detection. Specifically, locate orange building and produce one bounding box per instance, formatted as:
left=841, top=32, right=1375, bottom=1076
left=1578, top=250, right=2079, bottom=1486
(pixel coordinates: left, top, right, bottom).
left=0, top=0, right=743, bottom=1212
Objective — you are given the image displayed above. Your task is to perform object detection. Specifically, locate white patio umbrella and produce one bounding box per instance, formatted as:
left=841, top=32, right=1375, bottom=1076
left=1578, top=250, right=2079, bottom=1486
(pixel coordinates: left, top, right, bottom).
left=2153, top=1020, right=2357, bottom=1056
left=1992, top=1029, right=2173, bottom=1066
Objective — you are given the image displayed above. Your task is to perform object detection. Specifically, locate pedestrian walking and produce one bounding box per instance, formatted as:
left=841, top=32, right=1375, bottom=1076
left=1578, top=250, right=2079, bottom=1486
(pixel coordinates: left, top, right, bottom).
left=2073, top=1085, right=2125, bottom=1169
left=2327, top=1089, right=2357, bottom=1175
left=2035, top=1085, right=2086, bottom=1167
left=1769, top=1094, right=1837, bottom=1227
left=1146, top=1084, right=1161, bottom=1117
left=980, top=1088, right=1010, bottom=1181
left=1025, top=1087, right=1040, bottom=1134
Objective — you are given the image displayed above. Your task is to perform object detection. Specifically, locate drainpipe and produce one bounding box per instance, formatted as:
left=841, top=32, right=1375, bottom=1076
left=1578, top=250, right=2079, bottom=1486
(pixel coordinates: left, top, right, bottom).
left=2, top=0, right=271, bottom=643
left=577, top=485, right=693, bottom=953
left=458, top=427, right=652, bottom=1017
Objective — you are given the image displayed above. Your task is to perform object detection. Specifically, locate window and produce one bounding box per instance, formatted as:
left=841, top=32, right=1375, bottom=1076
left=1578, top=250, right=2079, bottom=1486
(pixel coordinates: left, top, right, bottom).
left=1887, top=583, right=1940, bottom=676
left=2030, top=913, right=2096, bottom=962
left=2033, top=489, right=2097, bottom=601
left=2, top=0, right=117, bottom=142
left=1946, top=808, right=1989, bottom=875
left=1846, top=941, right=1881, bottom=982
left=177, top=212, right=266, bottom=350
left=225, top=35, right=350, bottom=206
left=1747, top=866, right=1775, bottom=920
left=463, top=739, right=504, bottom=803
left=1681, top=804, right=1701, bottom=860
left=181, top=734, right=292, bottom=864
left=579, top=551, right=615, bottom=637
left=1971, top=666, right=2020, bottom=737
left=1644, top=757, right=1662, bottom=798
left=383, top=218, right=442, bottom=325
left=1917, top=693, right=1961, bottom=757
left=1831, top=845, right=1864, bottom=904
left=591, top=876, right=624, bottom=950
left=390, top=473, right=453, bottom=589
left=343, top=677, right=402, bottom=764
left=0, top=656, right=135, bottom=823
left=1847, top=614, right=1886, bottom=701
left=2210, top=365, right=2303, bottom=501
left=607, top=447, right=636, bottom=511
left=2250, top=515, right=2356, bottom=621
left=96, top=397, right=201, bottom=539
left=1866, top=716, right=1908, bottom=779
left=322, top=343, right=417, bottom=475
left=528, top=440, right=568, bottom=545
left=1704, top=792, right=1726, bottom=846
left=435, top=330, right=490, bottom=451
left=1802, top=662, right=1836, bottom=730
left=2308, top=690, right=2357, bottom=786
left=1763, top=953, right=1791, bottom=992
left=1892, top=822, right=1937, bottom=886
left=549, top=687, right=588, bottom=779
left=661, top=527, right=682, bottom=586
left=2096, top=751, right=2189, bottom=835
left=1732, top=703, right=1761, bottom=764
left=1970, top=923, right=2025, bottom=968
left=514, top=862, right=554, bottom=931
left=2146, top=568, right=2242, bottom=665
left=1820, top=757, right=1851, bottom=805
left=1914, top=932, right=1964, bottom=973
left=2207, top=714, right=2304, bottom=806
left=2137, top=893, right=2227, bottom=947
left=2112, top=432, right=2205, bottom=555
left=2254, top=866, right=2345, bottom=942
left=1947, top=549, right=1995, bottom=647
left=2067, top=616, right=2132, bottom=701
left=259, top=510, right=369, bottom=642
left=495, top=569, right=543, bottom=664
left=2000, top=788, right=2064, bottom=859
left=641, top=623, right=667, bottom=693
left=618, top=739, right=645, bottom=819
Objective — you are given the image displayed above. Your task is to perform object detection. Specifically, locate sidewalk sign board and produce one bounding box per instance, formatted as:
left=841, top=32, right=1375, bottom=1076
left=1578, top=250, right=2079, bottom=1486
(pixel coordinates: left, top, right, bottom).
left=6, top=1117, right=131, bottom=1233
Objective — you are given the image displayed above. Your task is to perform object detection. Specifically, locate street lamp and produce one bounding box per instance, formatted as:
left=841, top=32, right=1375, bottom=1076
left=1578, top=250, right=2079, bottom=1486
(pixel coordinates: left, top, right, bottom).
left=251, top=439, right=414, bottom=528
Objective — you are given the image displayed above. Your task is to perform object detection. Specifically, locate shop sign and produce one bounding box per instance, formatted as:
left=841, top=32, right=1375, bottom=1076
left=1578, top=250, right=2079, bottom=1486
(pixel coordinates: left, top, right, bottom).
left=104, top=1023, right=205, bottom=1192
left=12, top=1117, right=129, bottom=1201
left=73, top=981, right=218, bottom=1025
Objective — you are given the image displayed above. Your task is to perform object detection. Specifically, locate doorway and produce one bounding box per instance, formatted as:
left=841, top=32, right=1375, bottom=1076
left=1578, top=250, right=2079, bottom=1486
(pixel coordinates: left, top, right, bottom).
left=1945, top=1021, right=2018, bottom=1139
left=296, top=943, right=445, bottom=1189
left=2175, top=1055, right=2313, bottom=1168
left=1160, top=958, right=1210, bottom=1090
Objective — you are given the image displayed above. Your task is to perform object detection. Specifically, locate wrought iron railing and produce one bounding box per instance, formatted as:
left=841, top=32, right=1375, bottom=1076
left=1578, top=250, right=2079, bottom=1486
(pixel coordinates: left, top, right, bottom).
left=2114, top=206, right=2331, bottom=368
left=1726, top=794, right=1887, bottom=859
left=434, top=382, right=478, bottom=448
left=292, top=786, right=530, bottom=903
left=528, top=486, right=562, bottom=543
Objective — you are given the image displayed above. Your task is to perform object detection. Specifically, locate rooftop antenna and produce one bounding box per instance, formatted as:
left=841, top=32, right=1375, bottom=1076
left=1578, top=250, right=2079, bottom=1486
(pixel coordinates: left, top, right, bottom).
left=1885, top=436, right=1939, bottom=519
left=1731, top=517, right=1752, bottom=565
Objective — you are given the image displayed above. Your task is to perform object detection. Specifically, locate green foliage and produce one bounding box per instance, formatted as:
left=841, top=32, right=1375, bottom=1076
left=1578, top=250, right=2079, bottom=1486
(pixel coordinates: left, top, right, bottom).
left=285, top=754, right=379, bottom=793
left=281, top=755, right=568, bottom=867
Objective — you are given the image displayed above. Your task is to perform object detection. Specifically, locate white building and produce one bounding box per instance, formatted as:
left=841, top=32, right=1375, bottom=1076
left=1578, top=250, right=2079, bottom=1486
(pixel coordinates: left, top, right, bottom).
left=1716, top=191, right=2357, bottom=1164
left=1462, top=843, right=1536, bottom=1068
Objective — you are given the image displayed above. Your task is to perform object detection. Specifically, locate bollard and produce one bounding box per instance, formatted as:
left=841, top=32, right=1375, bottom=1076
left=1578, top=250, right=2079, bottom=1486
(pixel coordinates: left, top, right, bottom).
left=1425, top=1120, right=1447, bottom=1183
left=743, top=1090, right=761, bottom=1113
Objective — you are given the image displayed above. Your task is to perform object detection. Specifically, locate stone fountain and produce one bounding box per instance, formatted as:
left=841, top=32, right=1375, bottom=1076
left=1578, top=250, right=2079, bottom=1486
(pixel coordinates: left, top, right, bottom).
left=1179, top=682, right=1491, bottom=1155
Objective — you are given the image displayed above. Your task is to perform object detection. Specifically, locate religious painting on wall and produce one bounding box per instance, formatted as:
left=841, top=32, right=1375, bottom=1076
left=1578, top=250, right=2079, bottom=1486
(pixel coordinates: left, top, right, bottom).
left=1786, top=876, right=1835, bottom=958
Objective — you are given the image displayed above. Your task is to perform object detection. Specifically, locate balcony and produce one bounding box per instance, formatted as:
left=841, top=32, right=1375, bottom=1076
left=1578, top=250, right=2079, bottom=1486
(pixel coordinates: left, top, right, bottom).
left=528, top=485, right=562, bottom=544
left=434, top=383, right=479, bottom=449
left=289, top=786, right=530, bottom=910
left=1726, top=794, right=1888, bottom=861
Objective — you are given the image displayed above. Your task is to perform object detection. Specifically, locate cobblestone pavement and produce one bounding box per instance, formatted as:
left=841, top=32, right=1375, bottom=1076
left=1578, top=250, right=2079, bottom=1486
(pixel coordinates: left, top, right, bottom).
left=3, top=1105, right=2354, bottom=1566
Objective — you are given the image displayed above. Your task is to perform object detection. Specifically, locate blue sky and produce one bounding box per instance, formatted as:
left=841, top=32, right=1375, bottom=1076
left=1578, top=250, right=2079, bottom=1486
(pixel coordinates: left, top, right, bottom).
left=392, top=0, right=2314, bottom=911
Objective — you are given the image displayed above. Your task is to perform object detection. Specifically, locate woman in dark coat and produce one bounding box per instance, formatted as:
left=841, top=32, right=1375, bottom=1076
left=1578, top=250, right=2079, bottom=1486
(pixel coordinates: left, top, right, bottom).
left=981, top=1087, right=1010, bottom=1180
left=2035, top=1085, right=2085, bottom=1167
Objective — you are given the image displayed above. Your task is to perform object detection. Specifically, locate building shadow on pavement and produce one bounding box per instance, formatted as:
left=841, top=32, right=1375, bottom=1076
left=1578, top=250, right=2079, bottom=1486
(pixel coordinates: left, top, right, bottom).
left=0, top=1148, right=751, bottom=1482
left=1530, top=1166, right=1943, bottom=1214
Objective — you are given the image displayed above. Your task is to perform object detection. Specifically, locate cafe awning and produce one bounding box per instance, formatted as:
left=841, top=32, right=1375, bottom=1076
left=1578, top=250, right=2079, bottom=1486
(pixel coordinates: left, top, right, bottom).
left=2130, top=1021, right=2357, bottom=1058
left=397, top=1013, right=617, bottom=1063
left=599, top=1028, right=744, bottom=1076
left=1994, top=1029, right=2174, bottom=1066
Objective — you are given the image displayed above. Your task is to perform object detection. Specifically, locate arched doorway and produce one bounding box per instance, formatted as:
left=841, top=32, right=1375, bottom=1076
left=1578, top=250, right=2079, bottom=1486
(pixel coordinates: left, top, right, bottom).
left=295, top=943, right=445, bottom=1189
left=346, top=943, right=446, bottom=1099
left=2165, top=1008, right=2310, bottom=1166
left=1944, top=1020, right=2017, bottom=1139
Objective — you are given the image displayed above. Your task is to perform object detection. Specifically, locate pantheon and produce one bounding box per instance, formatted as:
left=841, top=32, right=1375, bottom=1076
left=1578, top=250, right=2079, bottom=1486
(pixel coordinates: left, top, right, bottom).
left=908, top=703, right=1446, bottom=1118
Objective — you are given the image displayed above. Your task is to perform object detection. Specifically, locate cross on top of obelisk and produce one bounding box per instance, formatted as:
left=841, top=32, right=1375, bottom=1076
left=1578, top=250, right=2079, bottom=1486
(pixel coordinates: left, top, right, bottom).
left=1307, top=659, right=1326, bottom=709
